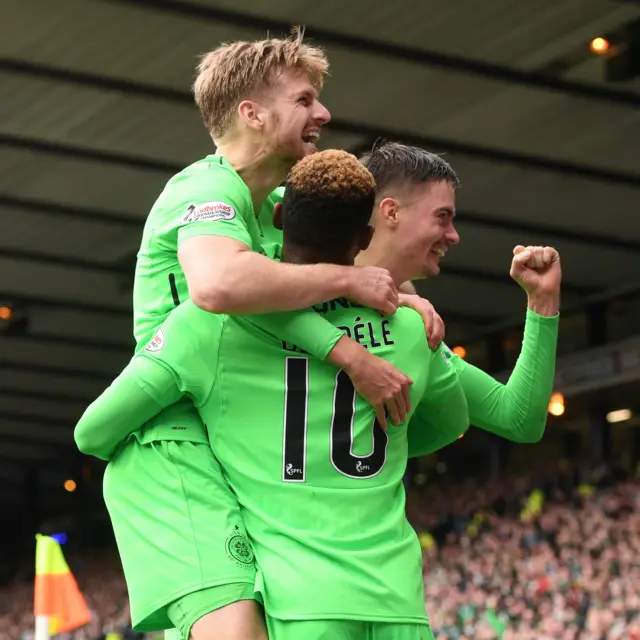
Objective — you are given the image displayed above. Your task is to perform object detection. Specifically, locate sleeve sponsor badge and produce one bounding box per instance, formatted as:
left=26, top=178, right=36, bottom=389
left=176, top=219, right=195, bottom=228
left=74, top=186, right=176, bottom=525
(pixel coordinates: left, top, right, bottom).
left=182, top=201, right=236, bottom=223
left=145, top=328, right=165, bottom=353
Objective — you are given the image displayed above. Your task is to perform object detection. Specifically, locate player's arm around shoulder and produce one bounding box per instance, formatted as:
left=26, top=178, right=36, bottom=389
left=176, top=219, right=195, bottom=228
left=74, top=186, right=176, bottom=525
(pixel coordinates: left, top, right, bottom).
left=74, top=302, right=218, bottom=460
left=137, top=300, right=221, bottom=404
left=169, top=165, right=258, bottom=313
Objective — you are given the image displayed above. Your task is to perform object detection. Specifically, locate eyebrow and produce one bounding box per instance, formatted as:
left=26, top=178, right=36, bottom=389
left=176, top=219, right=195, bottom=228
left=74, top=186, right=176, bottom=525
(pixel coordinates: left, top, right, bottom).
left=295, top=88, right=318, bottom=100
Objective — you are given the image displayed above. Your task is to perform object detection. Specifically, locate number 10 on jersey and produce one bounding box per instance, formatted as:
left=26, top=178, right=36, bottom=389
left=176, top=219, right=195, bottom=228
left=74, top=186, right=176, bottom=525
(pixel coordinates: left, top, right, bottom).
left=282, top=357, right=388, bottom=483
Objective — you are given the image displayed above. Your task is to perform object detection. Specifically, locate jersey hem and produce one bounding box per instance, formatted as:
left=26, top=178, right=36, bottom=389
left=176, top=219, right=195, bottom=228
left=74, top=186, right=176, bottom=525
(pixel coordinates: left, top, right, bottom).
left=132, top=431, right=210, bottom=446
left=132, top=577, right=256, bottom=632
left=262, top=610, right=429, bottom=625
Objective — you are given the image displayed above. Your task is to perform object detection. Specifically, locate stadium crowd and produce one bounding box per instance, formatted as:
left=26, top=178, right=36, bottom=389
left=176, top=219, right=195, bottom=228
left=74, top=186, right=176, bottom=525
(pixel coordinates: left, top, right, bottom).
left=3, top=463, right=639, bottom=639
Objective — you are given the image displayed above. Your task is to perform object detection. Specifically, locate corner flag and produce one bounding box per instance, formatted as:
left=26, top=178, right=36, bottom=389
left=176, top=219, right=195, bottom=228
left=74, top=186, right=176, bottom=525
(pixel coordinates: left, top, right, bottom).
left=34, top=534, right=91, bottom=638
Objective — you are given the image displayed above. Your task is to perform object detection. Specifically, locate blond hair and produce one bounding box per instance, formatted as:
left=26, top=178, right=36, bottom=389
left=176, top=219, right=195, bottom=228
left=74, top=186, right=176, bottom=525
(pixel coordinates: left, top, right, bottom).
left=193, top=27, right=329, bottom=140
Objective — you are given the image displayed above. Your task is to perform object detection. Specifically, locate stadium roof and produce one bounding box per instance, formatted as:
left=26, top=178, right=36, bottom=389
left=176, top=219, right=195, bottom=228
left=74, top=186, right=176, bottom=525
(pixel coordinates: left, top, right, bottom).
left=0, top=0, right=639, bottom=506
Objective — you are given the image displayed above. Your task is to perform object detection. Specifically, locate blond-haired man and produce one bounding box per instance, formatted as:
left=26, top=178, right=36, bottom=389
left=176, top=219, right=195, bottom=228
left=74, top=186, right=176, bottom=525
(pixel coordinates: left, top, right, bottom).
left=84, top=29, right=422, bottom=640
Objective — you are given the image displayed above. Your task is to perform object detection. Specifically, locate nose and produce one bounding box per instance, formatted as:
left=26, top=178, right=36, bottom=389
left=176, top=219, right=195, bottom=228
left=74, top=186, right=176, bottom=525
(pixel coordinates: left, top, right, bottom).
left=314, top=100, right=331, bottom=126
left=446, top=223, right=460, bottom=245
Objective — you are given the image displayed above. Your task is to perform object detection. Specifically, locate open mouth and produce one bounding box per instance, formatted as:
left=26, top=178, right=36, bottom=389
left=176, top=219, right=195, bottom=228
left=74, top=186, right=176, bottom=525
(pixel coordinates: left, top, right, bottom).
left=431, top=247, right=446, bottom=258
left=302, top=131, right=320, bottom=144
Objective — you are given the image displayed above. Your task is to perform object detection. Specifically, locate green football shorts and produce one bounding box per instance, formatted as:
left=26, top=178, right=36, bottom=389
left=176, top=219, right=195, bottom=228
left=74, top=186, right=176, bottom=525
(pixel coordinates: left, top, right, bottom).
left=164, top=582, right=255, bottom=639
left=103, top=438, right=256, bottom=632
left=266, top=617, right=435, bottom=640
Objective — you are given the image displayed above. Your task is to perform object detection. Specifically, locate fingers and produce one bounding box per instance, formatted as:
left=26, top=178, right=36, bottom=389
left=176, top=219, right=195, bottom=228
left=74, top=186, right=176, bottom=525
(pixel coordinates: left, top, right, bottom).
left=401, top=382, right=412, bottom=417
left=375, top=405, right=388, bottom=432
left=543, top=246, right=559, bottom=265
left=380, top=300, right=399, bottom=316
left=389, top=284, right=399, bottom=309
left=380, top=283, right=399, bottom=317
left=385, top=397, right=402, bottom=427
left=397, top=294, right=445, bottom=350
left=512, top=249, right=533, bottom=266
left=428, top=311, right=445, bottom=350
left=385, top=376, right=413, bottom=427
left=512, top=245, right=559, bottom=269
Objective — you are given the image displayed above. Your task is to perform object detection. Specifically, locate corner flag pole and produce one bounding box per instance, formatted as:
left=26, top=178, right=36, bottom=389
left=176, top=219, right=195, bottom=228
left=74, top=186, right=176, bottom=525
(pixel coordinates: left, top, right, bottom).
left=34, top=614, right=51, bottom=640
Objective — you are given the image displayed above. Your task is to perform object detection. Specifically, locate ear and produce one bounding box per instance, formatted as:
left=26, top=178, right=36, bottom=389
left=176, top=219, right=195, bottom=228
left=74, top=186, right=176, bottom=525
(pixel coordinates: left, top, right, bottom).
left=377, top=197, right=399, bottom=228
left=237, top=99, right=265, bottom=131
left=272, top=202, right=284, bottom=230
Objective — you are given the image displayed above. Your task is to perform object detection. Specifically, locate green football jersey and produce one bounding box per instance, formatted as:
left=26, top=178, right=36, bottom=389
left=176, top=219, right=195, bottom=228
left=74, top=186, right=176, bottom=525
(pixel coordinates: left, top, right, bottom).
left=130, top=154, right=269, bottom=445
left=130, top=158, right=341, bottom=446
left=133, top=154, right=275, bottom=347
left=135, top=299, right=468, bottom=624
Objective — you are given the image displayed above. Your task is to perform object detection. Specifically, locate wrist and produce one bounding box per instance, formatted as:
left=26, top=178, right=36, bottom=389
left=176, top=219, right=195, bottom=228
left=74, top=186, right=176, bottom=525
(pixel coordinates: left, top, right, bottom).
left=527, top=291, right=560, bottom=317
left=336, top=265, right=357, bottom=300
left=326, top=335, right=366, bottom=369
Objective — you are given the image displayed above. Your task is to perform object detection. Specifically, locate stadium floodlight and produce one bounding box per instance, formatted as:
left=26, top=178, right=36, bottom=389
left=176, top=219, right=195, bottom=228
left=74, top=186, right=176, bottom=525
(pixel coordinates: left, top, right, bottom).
left=606, top=409, right=632, bottom=424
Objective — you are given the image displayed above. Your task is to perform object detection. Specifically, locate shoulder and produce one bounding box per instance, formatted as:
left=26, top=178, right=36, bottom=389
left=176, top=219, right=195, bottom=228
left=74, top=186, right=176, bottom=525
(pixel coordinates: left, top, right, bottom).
left=158, top=157, right=251, bottom=213
left=147, top=301, right=223, bottom=354
left=389, top=307, right=429, bottom=338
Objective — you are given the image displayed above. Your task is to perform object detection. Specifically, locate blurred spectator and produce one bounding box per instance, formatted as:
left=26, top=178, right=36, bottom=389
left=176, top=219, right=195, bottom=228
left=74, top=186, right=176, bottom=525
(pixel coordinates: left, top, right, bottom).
left=4, top=465, right=639, bottom=639
left=414, top=466, right=640, bottom=639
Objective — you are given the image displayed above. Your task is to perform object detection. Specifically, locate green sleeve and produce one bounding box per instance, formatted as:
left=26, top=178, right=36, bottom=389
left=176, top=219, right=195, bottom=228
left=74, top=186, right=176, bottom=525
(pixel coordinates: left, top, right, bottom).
left=74, top=302, right=220, bottom=460
left=250, top=309, right=344, bottom=361
left=456, top=308, right=558, bottom=443
left=168, top=168, right=256, bottom=250
left=407, top=346, right=469, bottom=458
left=139, top=301, right=223, bottom=407
left=74, top=358, right=183, bottom=461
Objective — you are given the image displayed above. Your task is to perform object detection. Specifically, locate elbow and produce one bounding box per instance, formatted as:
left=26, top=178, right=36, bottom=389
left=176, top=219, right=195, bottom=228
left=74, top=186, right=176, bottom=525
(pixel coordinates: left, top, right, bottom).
left=74, top=426, right=94, bottom=457
left=190, top=283, right=234, bottom=315
left=511, top=416, right=547, bottom=444
left=525, top=421, right=546, bottom=444
left=74, top=425, right=107, bottom=460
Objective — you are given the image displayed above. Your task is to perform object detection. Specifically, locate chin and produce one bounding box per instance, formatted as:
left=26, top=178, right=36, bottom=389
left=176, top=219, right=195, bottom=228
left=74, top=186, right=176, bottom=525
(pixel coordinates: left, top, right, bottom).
left=300, top=141, right=319, bottom=157
left=424, top=262, right=441, bottom=278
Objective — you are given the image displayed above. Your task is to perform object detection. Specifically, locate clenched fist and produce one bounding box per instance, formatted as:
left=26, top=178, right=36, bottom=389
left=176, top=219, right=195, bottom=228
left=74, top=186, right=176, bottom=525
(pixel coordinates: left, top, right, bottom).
left=510, top=245, right=561, bottom=316
left=510, top=245, right=561, bottom=296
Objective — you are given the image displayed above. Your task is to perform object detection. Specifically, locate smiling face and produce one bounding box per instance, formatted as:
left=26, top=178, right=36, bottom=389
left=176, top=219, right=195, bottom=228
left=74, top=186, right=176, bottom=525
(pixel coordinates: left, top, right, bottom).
left=379, top=179, right=460, bottom=280
left=255, top=69, right=331, bottom=163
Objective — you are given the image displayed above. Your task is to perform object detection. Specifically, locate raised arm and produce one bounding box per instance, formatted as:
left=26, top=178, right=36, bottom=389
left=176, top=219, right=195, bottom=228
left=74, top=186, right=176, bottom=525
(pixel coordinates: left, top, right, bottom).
left=462, top=245, right=560, bottom=442
left=407, top=246, right=560, bottom=457
left=456, top=307, right=557, bottom=443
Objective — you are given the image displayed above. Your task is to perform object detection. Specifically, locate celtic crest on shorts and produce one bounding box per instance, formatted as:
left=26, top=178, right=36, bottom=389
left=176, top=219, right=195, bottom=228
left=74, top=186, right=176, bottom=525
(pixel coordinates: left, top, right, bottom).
left=226, top=526, right=255, bottom=567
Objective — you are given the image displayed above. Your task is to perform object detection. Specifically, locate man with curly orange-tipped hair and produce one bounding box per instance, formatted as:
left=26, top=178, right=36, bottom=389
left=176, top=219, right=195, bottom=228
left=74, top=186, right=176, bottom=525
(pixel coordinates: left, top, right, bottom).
left=76, top=149, right=468, bottom=640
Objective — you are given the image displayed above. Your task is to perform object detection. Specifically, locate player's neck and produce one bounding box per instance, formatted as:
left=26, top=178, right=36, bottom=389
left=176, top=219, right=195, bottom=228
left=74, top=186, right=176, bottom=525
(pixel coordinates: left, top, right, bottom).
left=356, top=243, right=410, bottom=288
left=217, top=141, right=291, bottom=213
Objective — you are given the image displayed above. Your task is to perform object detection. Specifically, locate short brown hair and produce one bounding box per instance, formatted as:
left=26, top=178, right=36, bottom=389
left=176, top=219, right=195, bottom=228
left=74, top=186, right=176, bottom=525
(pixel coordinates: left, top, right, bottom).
left=282, top=150, right=375, bottom=251
left=193, top=27, right=329, bottom=140
left=360, top=140, right=459, bottom=197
